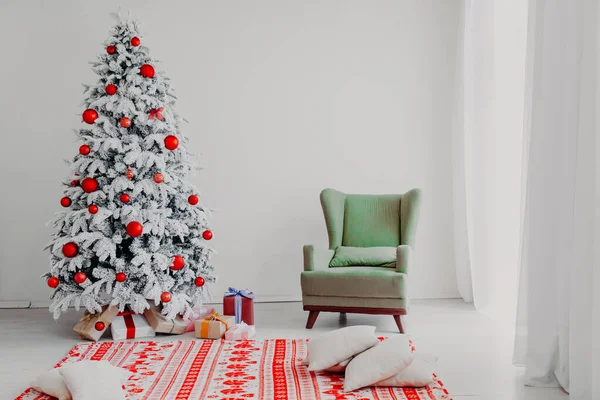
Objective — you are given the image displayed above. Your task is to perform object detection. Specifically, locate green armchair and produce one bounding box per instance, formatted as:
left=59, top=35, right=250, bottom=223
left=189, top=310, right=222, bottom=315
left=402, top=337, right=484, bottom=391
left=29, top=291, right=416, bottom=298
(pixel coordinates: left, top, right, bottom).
left=301, top=188, right=422, bottom=333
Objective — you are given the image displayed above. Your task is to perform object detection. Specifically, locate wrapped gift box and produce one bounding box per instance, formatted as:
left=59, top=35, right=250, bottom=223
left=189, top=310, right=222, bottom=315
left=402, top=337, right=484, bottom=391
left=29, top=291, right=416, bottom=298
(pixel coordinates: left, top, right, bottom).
left=223, top=287, right=254, bottom=325
left=225, top=322, right=256, bottom=340
left=73, top=305, right=120, bottom=341
left=111, top=312, right=155, bottom=340
left=195, top=312, right=235, bottom=340
left=144, top=305, right=186, bottom=334
left=184, top=305, right=215, bottom=333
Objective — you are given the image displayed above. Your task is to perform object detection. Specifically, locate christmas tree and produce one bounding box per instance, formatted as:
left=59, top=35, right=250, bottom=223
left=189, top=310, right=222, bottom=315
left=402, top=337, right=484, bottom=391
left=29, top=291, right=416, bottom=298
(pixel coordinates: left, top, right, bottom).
left=45, top=14, right=215, bottom=320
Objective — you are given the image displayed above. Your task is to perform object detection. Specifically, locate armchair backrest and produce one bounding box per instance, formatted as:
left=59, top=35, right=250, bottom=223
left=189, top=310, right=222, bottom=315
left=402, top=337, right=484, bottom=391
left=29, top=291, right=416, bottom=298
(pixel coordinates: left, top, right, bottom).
left=320, top=188, right=422, bottom=250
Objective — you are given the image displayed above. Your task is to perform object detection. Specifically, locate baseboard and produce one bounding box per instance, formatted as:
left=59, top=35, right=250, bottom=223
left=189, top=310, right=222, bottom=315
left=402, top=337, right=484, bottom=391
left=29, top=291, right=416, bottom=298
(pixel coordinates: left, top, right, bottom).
left=14, top=296, right=464, bottom=309
left=0, top=301, right=31, bottom=309
left=248, top=295, right=302, bottom=303
left=29, top=301, right=53, bottom=308
left=27, top=296, right=302, bottom=309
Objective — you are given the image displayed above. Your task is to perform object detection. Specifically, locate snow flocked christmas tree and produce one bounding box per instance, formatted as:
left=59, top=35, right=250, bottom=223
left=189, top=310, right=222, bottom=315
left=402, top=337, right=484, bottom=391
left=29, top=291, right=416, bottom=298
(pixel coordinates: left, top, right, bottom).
left=45, top=14, right=215, bottom=321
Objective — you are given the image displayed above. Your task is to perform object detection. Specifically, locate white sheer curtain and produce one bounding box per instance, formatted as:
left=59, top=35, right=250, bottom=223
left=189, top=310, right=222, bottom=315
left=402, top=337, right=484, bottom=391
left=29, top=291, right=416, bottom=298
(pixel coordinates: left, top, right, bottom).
left=452, top=0, right=527, bottom=319
left=455, top=0, right=600, bottom=396
left=513, top=0, right=600, bottom=397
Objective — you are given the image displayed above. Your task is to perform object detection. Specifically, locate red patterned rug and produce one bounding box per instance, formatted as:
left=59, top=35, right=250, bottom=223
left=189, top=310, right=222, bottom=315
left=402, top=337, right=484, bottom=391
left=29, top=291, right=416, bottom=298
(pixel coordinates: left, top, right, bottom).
left=17, top=339, right=451, bottom=400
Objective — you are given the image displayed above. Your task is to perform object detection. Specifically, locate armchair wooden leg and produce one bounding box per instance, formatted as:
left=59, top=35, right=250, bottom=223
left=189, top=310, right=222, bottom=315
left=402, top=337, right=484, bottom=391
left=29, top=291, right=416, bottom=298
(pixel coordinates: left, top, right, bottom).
left=393, top=315, right=405, bottom=334
left=306, top=311, right=320, bottom=329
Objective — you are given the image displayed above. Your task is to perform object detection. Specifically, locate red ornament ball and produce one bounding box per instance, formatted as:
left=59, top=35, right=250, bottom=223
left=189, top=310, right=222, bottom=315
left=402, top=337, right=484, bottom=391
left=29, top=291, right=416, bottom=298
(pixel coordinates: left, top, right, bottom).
left=161, top=292, right=172, bottom=303
left=171, top=255, right=184, bottom=270
left=81, top=177, right=98, bottom=193
left=120, top=117, right=131, bottom=128
left=79, top=144, right=91, bottom=155
left=202, top=230, right=213, bottom=240
left=195, top=276, right=205, bottom=287
left=140, top=64, right=155, bottom=78
left=106, top=45, right=116, bottom=54
left=153, top=172, right=164, bottom=184
left=70, top=180, right=79, bottom=187
left=82, top=109, right=98, bottom=124
left=62, top=242, right=79, bottom=258
left=188, top=195, right=199, bottom=205
left=120, top=193, right=131, bottom=203
left=164, top=135, right=179, bottom=150
left=115, top=272, right=126, bottom=282
left=94, top=321, right=105, bottom=331
left=88, top=204, right=99, bottom=214
left=126, top=221, right=143, bottom=237
left=131, top=36, right=141, bottom=47
left=60, top=197, right=71, bottom=207
left=74, top=271, right=87, bottom=284
left=47, top=276, right=59, bottom=288
left=105, top=84, right=117, bottom=95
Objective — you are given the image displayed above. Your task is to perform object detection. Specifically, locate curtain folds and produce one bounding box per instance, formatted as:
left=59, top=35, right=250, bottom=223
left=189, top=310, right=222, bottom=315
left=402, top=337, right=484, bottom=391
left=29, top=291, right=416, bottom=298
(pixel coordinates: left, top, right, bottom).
left=455, top=1, right=600, bottom=396
left=452, top=0, right=526, bottom=320
left=513, top=1, right=600, bottom=397
left=456, top=0, right=600, bottom=397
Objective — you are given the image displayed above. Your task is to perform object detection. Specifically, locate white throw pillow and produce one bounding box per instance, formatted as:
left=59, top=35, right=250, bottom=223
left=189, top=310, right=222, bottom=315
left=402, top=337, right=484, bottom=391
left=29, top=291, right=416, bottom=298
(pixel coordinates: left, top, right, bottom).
left=31, top=368, right=71, bottom=400
left=374, top=359, right=435, bottom=387
left=344, top=336, right=414, bottom=392
left=307, top=326, right=378, bottom=372
left=302, top=355, right=352, bottom=372
left=59, top=360, right=129, bottom=400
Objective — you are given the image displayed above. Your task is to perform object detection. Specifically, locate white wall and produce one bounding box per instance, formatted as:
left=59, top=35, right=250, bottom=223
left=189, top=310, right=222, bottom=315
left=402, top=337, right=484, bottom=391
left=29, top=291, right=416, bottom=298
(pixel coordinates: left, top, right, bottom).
left=0, top=0, right=461, bottom=304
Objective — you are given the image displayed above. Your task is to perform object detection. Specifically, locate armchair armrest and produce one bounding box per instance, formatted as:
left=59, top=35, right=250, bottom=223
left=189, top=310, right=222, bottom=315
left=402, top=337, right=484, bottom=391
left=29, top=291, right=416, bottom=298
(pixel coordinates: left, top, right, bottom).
left=303, top=245, right=334, bottom=271
left=396, top=245, right=413, bottom=274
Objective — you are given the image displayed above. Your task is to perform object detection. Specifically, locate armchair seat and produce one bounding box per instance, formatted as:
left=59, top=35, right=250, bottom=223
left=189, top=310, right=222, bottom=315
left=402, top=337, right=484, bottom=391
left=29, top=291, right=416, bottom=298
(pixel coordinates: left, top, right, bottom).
left=301, top=267, right=407, bottom=299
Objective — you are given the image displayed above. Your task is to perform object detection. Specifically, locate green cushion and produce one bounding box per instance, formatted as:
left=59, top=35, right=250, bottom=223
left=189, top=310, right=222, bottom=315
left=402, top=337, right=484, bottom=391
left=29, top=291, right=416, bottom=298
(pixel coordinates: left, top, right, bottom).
left=301, top=267, right=407, bottom=299
left=342, top=195, right=401, bottom=247
left=329, top=246, right=396, bottom=267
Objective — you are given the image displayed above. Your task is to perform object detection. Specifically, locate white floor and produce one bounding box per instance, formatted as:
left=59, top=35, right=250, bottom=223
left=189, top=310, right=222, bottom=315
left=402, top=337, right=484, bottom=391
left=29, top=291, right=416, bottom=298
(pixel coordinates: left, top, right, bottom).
left=0, top=299, right=567, bottom=399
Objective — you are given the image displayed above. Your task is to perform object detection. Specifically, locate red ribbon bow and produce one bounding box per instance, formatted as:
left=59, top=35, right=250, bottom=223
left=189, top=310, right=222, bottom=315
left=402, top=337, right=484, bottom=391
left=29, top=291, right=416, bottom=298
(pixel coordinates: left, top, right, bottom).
left=117, top=311, right=135, bottom=317
left=148, top=107, right=164, bottom=121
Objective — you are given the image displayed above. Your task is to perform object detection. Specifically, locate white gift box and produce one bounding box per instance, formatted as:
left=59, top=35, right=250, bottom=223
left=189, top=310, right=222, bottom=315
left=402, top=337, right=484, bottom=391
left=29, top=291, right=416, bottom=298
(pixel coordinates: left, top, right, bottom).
left=184, top=305, right=215, bottom=333
left=110, top=313, right=155, bottom=341
left=225, top=322, right=256, bottom=340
